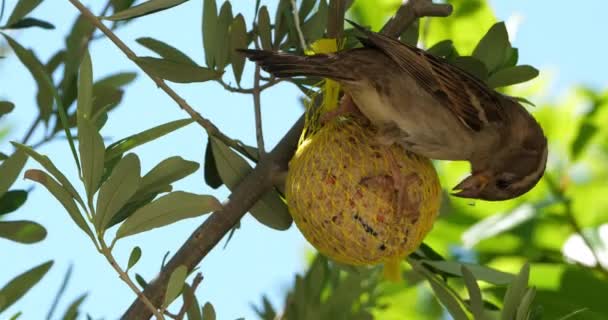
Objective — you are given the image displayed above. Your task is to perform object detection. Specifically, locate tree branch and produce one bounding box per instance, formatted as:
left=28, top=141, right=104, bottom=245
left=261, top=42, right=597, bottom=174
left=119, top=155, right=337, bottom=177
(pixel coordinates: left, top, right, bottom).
left=381, top=0, right=452, bottom=38
left=122, top=1, right=453, bottom=318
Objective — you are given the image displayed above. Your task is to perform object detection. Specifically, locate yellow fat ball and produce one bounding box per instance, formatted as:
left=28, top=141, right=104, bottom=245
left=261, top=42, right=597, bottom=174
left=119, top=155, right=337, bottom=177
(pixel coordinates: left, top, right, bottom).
left=286, top=116, right=442, bottom=267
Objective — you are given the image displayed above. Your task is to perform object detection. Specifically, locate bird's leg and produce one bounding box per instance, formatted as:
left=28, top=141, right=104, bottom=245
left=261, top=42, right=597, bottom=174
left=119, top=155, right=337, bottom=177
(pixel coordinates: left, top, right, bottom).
left=320, top=94, right=362, bottom=124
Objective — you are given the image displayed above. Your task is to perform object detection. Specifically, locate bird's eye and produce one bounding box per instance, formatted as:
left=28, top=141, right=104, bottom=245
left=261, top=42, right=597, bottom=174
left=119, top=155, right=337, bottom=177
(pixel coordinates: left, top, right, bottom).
left=496, top=179, right=511, bottom=190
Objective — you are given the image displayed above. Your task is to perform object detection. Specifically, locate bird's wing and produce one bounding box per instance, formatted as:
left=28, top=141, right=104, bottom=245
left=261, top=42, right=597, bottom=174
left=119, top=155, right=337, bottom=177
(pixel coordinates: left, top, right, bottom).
left=349, top=21, right=505, bottom=132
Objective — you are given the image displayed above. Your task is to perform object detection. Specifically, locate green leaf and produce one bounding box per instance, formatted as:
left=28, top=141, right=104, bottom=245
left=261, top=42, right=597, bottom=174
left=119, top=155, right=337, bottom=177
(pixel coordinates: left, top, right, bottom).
left=571, top=122, right=598, bottom=159
left=210, top=137, right=292, bottom=230
left=77, top=50, right=93, bottom=121
left=105, top=118, right=194, bottom=162
left=0, top=101, right=15, bottom=116
left=202, top=0, right=218, bottom=68
left=78, top=119, right=105, bottom=202
left=116, top=191, right=222, bottom=238
left=420, top=260, right=515, bottom=285
left=183, top=284, right=202, bottom=320
left=8, top=312, right=22, bottom=320
left=204, top=138, right=223, bottom=189
left=299, top=0, right=316, bottom=21
left=503, top=47, right=519, bottom=68
left=111, top=0, right=136, bottom=12
left=0, top=190, right=27, bottom=216
left=273, top=0, right=290, bottom=48
left=11, top=142, right=84, bottom=207
left=5, top=0, right=43, bottom=26
left=0, top=220, right=46, bottom=244
left=487, top=65, right=540, bottom=88
left=94, top=153, right=141, bottom=231
left=422, top=271, right=469, bottom=320
left=257, top=6, right=272, bottom=50
left=0, top=149, right=28, bottom=199
left=108, top=190, right=167, bottom=227
left=45, top=50, right=65, bottom=75
left=61, top=293, right=87, bottom=320
left=472, top=22, right=511, bottom=73
left=104, top=0, right=189, bottom=21
left=427, top=40, right=456, bottom=58
left=127, top=246, right=142, bottom=271
left=0, top=260, right=53, bottom=313
left=24, top=170, right=95, bottom=242
left=95, top=72, right=137, bottom=88
left=163, top=265, right=188, bottom=308
left=301, top=0, right=328, bottom=43
left=202, top=302, right=216, bottom=320
left=135, top=57, right=222, bottom=83
left=400, top=21, right=419, bottom=46
left=6, top=17, right=54, bottom=30
left=135, top=273, right=147, bottom=289
left=134, top=156, right=199, bottom=198
left=136, top=37, right=197, bottom=65
left=214, top=1, right=233, bottom=71
left=229, top=14, right=247, bottom=84
left=516, top=288, right=536, bottom=320
left=2, top=34, right=54, bottom=122
left=502, top=263, right=530, bottom=320
left=461, top=266, right=485, bottom=320
left=450, top=56, right=488, bottom=82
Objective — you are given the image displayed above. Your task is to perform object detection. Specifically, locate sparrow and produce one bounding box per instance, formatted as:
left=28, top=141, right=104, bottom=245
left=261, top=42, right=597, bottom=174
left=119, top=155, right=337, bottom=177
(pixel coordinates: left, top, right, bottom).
left=238, top=21, right=548, bottom=201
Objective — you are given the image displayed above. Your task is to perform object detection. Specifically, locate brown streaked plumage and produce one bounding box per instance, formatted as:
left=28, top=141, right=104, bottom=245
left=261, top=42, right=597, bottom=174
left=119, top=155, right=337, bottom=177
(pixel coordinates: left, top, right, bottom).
left=238, top=21, right=548, bottom=201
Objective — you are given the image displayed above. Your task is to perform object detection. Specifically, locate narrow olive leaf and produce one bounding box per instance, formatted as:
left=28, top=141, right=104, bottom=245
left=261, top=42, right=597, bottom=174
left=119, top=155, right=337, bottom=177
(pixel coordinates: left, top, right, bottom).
left=60, top=293, right=87, bottom=320
left=136, top=37, right=197, bottom=65
left=273, top=0, right=290, bottom=48
left=472, top=22, right=510, bottom=73
left=135, top=57, right=222, bottom=83
left=204, top=138, right=223, bottom=189
left=229, top=14, right=247, bottom=84
left=0, top=149, right=28, bottom=199
left=183, top=284, right=202, bottom=320
left=135, top=156, right=199, bottom=198
left=501, top=263, right=530, bottom=320
left=77, top=50, right=93, bottom=121
left=420, top=260, right=515, bottom=285
left=0, top=190, right=27, bottom=216
left=301, top=0, right=328, bottom=43
left=105, top=118, right=194, bottom=162
left=0, top=260, right=53, bottom=313
left=24, top=170, right=95, bottom=242
left=461, top=266, right=485, bottom=320
left=108, top=190, right=168, bottom=227
left=78, top=119, right=105, bottom=202
left=111, top=0, right=137, bottom=12
left=127, top=246, right=142, bottom=271
left=0, top=220, right=46, bottom=244
left=450, top=56, right=489, bottom=82
left=487, top=65, right=539, bottom=89
left=104, top=0, right=189, bottom=21
left=427, top=40, right=455, bottom=58
left=210, top=137, right=292, bottom=230
left=257, top=6, right=272, bottom=50
left=516, top=287, right=536, bottom=320
left=7, top=17, right=55, bottom=30
left=116, top=191, right=222, bottom=238
left=11, top=142, right=84, bottom=207
left=202, top=0, right=218, bottom=68
left=45, top=50, right=65, bottom=75
left=8, top=312, right=22, bottom=320
left=0, top=101, right=15, bottom=116
left=95, top=72, right=137, bottom=88
left=215, top=1, right=233, bottom=70
left=2, top=34, right=53, bottom=122
left=5, top=0, right=43, bottom=26
left=135, top=273, right=147, bottom=289
left=571, top=122, right=598, bottom=159
left=299, top=0, right=316, bottom=21
left=202, top=302, right=216, bottom=320
left=422, top=271, right=469, bottom=320
left=94, top=153, right=141, bottom=231
left=163, top=265, right=188, bottom=308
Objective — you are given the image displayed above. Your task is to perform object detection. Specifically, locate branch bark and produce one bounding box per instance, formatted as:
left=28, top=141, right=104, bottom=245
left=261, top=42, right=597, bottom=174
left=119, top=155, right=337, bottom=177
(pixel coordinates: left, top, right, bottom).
left=123, top=0, right=452, bottom=318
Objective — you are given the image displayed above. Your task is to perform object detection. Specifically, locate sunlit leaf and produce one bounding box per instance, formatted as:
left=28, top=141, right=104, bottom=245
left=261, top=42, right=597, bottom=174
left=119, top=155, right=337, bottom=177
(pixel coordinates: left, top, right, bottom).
left=95, top=72, right=137, bottom=88
left=78, top=119, right=105, bottom=202
left=0, top=260, right=53, bottom=313
left=5, top=0, right=43, bottom=26
left=461, top=266, right=485, bottom=319
left=116, top=191, right=222, bottom=238
left=105, top=118, right=194, bottom=162
left=104, top=0, right=189, bottom=21
left=419, top=267, right=469, bottom=320
left=134, top=156, right=199, bottom=198
left=0, top=150, right=28, bottom=199
left=420, top=260, right=515, bottom=285
left=502, top=263, right=530, bottom=320
left=6, top=17, right=54, bottom=30
left=136, top=37, right=197, bottom=65
left=0, top=220, right=46, bottom=244
left=0, top=190, right=27, bottom=216
left=77, top=50, right=93, bottom=120
left=163, top=265, right=188, bottom=308
left=215, top=1, right=233, bottom=70
left=135, top=57, right=222, bottom=83
left=229, top=14, right=247, bottom=84
left=487, top=65, right=540, bottom=88
left=94, top=153, right=141, bottom=231
left=516, top=287, right=536, bottom=320
left=202, top=302, right=216, bottom=320
left=257, top=6, right=272, bottom=50
left=202, top=0, right=217, bottom=68
left=24, top=170, right=94, bottom=242
left=127, top=246, right=142, bottom=271
left=472, top=22, right=510, bottom=73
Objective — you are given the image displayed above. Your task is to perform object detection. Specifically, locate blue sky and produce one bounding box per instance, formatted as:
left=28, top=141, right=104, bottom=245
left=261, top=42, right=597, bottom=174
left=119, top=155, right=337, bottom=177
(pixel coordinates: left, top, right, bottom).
left=1, top=0, right=606, bottom=319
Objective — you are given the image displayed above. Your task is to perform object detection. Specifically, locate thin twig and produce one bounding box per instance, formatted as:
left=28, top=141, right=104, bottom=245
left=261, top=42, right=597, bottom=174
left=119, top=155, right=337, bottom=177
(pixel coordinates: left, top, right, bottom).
left=289, top=0, right=307, bottom=50
left=173, top=273, right=204, bottom=320
left=217, top=77, right=281, bottom=94
left=67, top=0, right=251, bottom=158
left=253, top=65, right=266, bottom=156
left=21, top=116, right=41, bottom=145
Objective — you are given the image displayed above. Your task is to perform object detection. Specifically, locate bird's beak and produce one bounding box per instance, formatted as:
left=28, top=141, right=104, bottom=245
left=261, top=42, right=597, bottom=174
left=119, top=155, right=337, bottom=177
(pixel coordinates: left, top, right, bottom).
left=451, top=172, right=491, bottom=198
